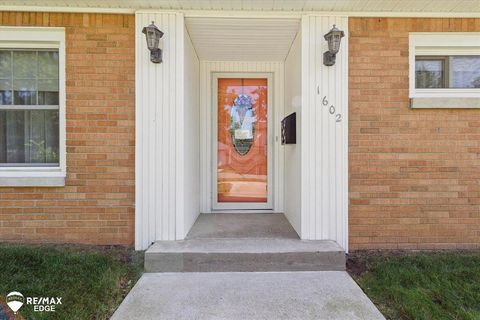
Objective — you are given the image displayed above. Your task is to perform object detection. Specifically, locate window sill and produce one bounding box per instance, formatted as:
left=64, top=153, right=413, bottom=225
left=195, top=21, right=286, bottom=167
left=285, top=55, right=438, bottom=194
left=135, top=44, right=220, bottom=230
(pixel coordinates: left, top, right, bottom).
left=410, top=98, right=480, bottom=109
left=0, top=170, right=66, bottom=187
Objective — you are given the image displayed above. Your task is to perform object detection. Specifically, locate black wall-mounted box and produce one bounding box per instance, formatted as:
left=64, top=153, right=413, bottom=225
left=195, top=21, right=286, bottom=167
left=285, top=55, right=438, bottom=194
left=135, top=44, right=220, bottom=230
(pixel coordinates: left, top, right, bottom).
left=281, top=112, right=296, bottom=145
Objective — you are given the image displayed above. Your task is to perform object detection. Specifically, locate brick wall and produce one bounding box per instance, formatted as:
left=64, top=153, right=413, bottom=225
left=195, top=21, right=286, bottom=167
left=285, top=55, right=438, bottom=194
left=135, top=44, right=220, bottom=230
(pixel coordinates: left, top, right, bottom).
left=349, top=18, right=480, bottom=250
left=0, top=12, right=135, bottom=245
left=1, top=13, right=479, bottom=250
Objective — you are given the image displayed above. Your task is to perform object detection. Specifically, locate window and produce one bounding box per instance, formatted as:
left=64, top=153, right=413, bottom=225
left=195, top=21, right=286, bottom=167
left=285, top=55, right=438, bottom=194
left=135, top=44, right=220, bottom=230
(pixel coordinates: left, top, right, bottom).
left=415, top=56, right=480, bottom=89
left=409, top=33, right=480, bottom=108
left=415, top=57, right=446, bottom=88
left=0, top=28, right=65, bottom=186
left=0, top=50, right=60, bottom=166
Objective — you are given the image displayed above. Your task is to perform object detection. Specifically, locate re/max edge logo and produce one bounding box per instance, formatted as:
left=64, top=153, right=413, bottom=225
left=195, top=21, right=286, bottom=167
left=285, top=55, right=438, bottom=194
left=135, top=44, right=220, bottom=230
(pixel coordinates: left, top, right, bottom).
left=6, top=292, right=62, bottom=313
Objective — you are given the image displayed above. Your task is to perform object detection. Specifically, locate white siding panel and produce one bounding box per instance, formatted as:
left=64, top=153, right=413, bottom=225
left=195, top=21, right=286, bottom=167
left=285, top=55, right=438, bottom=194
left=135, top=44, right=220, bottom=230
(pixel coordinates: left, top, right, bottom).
left=301, top=15, right=348, bottom=251
left=181, top=27, right=200, bottom=238
left=136, top=12, right=184, bottom=250
left=200, top=61, right=285, bottom=214
left=284, top=31, right=302, bottom=234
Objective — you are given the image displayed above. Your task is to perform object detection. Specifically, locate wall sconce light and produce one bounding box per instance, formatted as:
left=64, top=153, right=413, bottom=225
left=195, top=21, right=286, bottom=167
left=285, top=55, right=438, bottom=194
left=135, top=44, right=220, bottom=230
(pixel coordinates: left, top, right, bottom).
left=323, top=24, right=344, bottom=66
left=142, top=21, right=164, bottom=64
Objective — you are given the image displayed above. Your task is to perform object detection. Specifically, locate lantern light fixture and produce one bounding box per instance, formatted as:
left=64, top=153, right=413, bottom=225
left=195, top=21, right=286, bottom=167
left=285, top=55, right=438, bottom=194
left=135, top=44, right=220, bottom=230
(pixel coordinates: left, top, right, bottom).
left=323, top=24, right=344, bottom=66
left=142, top=21, right=164, bottom=64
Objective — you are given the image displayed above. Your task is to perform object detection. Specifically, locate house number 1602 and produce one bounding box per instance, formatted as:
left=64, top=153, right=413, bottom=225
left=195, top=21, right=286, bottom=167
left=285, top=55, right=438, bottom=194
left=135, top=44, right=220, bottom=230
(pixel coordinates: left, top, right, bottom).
left=321, top=95, right=342, bottom=123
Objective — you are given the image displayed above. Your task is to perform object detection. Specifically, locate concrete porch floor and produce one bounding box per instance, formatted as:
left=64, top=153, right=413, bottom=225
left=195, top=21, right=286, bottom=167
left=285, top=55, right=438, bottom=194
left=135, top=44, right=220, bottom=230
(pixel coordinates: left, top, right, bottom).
left=111, top=271, right=385, bottom=320
left=186, top=213, right=299, bottom=239
left=144, top=213, right=345, bottom=272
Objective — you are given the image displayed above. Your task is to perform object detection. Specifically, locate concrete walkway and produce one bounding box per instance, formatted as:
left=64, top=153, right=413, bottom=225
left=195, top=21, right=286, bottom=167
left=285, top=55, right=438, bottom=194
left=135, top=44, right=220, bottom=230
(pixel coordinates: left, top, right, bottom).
left=111, top=271, right=384, bottom=320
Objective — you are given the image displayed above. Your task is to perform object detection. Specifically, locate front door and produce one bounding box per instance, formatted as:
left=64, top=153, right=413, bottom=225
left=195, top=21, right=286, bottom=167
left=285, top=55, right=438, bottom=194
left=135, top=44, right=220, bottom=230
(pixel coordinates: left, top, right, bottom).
left=213, top=73, right=273, bottom=210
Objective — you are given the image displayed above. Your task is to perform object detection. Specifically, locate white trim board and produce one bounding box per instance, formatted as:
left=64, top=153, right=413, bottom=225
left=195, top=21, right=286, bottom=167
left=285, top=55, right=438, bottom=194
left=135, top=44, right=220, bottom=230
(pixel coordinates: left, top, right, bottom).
left=180, top=11, right=480, bottom=18
left=200, top=62, right=285, bottom=214
left=2, top=6, right=480, bottom=17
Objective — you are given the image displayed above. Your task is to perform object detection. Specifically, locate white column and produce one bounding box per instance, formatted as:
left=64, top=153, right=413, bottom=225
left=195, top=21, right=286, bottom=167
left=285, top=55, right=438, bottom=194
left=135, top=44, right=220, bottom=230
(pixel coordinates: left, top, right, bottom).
left=301, top=15, right=349, bottom=250
left=135, top=12, right=185, bottom=250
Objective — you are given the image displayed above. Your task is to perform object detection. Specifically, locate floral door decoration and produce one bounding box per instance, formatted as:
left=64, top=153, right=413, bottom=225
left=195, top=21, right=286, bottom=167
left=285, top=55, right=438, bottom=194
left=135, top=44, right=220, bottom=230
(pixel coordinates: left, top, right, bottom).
left=229, top=93, right=256, bottom=156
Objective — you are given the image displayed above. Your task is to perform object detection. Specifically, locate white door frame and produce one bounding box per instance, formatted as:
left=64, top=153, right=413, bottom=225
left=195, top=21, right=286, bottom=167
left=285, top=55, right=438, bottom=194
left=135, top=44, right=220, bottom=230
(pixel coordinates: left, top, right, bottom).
left=212, top=72, right=274, bottom=210
left=199, top=62, right=285, bottom=214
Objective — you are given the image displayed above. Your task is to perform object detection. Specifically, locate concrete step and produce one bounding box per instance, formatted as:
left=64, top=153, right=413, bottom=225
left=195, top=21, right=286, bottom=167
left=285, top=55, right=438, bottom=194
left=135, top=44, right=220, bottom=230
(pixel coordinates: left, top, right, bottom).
left=144, top=238, right=345, bottom=272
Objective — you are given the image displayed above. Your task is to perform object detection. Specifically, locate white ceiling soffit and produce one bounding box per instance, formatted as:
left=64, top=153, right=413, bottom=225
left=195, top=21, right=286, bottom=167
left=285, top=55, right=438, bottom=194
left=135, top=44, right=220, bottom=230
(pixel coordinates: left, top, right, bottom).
left=185, top=18, right=300, bottom=61
left=1, top=0, right=480, bottom=16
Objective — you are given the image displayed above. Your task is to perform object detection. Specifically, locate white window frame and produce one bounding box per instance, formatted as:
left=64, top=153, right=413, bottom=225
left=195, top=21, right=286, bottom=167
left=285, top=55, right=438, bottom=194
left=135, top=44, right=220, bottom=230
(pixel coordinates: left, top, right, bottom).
left=0, top=27, right=66, bottom=187
left=409, top=33, right=480, bottom=104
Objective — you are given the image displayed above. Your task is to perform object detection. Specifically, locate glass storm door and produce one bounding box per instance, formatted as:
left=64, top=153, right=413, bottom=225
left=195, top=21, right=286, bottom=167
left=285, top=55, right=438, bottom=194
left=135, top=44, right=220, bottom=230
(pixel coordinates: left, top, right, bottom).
left=213, top=74, right=273, bottom=210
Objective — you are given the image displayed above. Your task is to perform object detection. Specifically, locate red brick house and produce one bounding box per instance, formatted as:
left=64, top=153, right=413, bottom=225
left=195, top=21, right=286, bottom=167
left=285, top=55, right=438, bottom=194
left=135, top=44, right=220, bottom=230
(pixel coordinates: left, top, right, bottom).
left=0, top=1, right=479, bottom=253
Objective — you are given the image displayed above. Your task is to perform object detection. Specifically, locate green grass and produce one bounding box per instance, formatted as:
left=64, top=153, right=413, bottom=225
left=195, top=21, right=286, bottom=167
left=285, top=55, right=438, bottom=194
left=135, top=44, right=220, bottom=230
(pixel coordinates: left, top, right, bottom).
left=352, top=252, right=480, bottom=320
left=0, top=244, right=143, bottom=320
